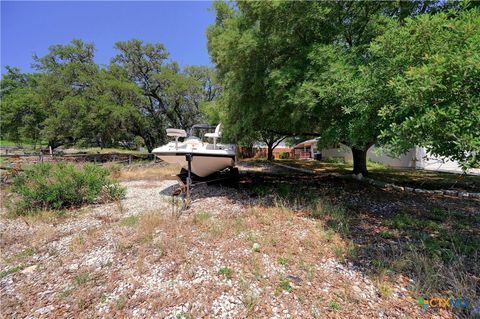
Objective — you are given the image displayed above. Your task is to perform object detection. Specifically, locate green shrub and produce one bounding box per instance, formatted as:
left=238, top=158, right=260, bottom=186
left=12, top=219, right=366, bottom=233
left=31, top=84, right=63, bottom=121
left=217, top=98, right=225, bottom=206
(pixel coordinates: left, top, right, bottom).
left=12, top=162, right=125, bottom=213
left=279, top=152, right=289, bottom=159
left=279, top=278, right=292, bottom=292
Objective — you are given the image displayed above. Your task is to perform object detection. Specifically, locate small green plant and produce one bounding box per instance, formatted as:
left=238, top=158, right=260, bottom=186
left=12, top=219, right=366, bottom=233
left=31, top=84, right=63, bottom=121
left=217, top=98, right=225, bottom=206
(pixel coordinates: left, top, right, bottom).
left=193, top=211, right=211, bottom=224
left=74, top=272, right=90, bottom=285
left=0, top=265, right=25, bottom=279
left=310, top=200, right=350, bottom=234
left=371, top=258, right=389, bottom=271
left=379, top=230, right=394, bottom=239
left=120, top=215, right=139, bottom=227
left=387, top=213, right=418, bottom=230
left=328, top=301, right=340, bottom=311
left=59, top=287, right=73, bottom=299
left=15, top=247, right=35, bottom=259
left=345, top=240, right=356, bottom=258
left=277, top=256, right=289, bottom=266
left=375, top=280, right=393, bottom=298
left=279, top=279, right=292, bottom=292
left=218, top=267, right=234, bottom=279
left=115, top=295, right=128, bottom=310
left=176, top=312, right=193, bottom=319
left=427, top=208, right=449, bottom=222
left=334, top=245, right=345, bottom=257
left=11, top=162, right=125, bottom=213
left=102, top=183, right=127, bottom=202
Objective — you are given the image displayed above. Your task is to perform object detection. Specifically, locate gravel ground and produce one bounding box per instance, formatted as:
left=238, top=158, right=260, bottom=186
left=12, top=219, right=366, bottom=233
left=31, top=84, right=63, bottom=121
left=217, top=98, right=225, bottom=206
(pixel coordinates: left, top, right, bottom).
left=1, top=162, right=474, bottom=318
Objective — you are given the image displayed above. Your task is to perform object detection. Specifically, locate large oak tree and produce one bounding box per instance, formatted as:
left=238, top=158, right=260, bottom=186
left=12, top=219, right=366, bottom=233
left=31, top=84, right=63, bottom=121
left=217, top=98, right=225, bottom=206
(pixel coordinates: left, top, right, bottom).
left=207, top=1, right=477, bottom=174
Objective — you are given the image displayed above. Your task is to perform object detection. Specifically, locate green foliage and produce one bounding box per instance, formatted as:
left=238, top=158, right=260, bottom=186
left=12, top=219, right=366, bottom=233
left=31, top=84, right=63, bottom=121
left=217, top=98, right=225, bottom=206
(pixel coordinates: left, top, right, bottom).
left=328, top=301, right=341, bottom=312
left=385, top=209, right=479, bottom=262
left=379, top=230, right=395, bottom=239
left=208, top=1, right=478, bottom=173
left=1, top=39, right=219, bottom=152
left=0, top=265, right=25, bottom=279
left=218, top=267, right=234, bottom=279
left=278, top=152, right=289, bottom=159
left=11, top=162, right=125, bottom=213
left=277, top=256, right=289, bottom=266
left=279, top=279, right=292, bottom=292
left=74, top=272, right=90, bottom=285
left=372, top=9, right=480, bottom=169
left=112, top=41, right=220, bottom=150
left=311, top=201, right=350, bottom=235
left=0, top=68, right=47, bottom=146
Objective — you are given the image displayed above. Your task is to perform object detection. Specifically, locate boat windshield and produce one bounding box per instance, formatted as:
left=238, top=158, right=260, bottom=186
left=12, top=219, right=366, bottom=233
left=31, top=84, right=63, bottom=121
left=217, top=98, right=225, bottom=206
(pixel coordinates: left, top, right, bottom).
left=188, top=124, right=216, bottom=141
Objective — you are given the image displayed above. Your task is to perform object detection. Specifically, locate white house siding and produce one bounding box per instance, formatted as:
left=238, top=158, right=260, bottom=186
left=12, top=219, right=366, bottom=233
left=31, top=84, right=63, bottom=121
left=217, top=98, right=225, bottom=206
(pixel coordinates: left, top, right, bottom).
left=321, top=145, right=415, bottom=168
left=320, top=144, right=478, bottom=174
left=368, top=147, right=417, bottom=168
left=415, top=148, right=480, bottom=174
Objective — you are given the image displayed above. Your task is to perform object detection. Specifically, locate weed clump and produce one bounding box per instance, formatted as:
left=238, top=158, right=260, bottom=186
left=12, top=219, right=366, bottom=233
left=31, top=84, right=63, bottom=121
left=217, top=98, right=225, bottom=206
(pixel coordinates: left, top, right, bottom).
left=11, top=162, right=125, bottom=214
left=218, top=267, right=234, bottom=279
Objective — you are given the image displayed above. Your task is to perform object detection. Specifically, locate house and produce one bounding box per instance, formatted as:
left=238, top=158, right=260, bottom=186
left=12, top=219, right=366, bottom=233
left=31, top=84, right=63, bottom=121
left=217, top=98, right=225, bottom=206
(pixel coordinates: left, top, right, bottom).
left=293, top=139, right=479, bottom=175
left=292, top=139, right=319, bottom=159
left=239, top=140, right=294, bottom=159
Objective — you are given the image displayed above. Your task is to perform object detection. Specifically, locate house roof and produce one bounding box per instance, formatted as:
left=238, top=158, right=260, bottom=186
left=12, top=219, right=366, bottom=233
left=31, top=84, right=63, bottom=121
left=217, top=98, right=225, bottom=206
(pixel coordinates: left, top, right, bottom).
left=293, top=138, right=318, bottom=149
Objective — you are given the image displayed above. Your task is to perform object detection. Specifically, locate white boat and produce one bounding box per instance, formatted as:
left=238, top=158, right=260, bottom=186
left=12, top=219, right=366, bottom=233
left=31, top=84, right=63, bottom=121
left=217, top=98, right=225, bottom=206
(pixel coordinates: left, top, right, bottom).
left=152, top=124, right=237, bottom=178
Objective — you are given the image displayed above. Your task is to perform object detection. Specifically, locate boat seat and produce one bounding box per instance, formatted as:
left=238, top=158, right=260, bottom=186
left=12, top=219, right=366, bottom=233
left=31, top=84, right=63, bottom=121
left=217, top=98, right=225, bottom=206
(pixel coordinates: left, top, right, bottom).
left=205, top=124, right=222, bottom=149
left=166, top=128, right=187, bottom=149
left=166, top=128, right=187, bottom=137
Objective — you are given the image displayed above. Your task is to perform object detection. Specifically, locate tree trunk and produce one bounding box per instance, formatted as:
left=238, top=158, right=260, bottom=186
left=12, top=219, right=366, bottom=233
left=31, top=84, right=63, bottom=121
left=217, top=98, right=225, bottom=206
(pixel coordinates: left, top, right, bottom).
left=351, top=147, right=368, bottom=175
left=48, top=140, right=59, bottom=151
left=145, top=142, right=154, bottom=153
left=267, top=143, right=274, bottom=161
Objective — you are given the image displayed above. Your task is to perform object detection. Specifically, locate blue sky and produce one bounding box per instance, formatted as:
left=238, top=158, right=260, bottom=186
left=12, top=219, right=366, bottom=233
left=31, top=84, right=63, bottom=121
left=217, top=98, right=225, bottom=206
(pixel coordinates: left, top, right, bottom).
left=1, top=1, right=215, bottom=74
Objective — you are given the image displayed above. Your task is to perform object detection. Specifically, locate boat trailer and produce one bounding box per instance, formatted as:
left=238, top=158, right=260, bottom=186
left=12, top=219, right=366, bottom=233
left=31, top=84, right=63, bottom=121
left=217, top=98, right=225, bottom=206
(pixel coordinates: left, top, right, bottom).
left=170, top=154, right=239, bottom=216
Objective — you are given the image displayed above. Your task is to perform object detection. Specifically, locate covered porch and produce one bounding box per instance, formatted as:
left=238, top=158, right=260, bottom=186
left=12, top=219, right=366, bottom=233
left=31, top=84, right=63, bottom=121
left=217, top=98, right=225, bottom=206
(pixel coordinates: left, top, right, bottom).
left=292, top=139, right=318, bottom=160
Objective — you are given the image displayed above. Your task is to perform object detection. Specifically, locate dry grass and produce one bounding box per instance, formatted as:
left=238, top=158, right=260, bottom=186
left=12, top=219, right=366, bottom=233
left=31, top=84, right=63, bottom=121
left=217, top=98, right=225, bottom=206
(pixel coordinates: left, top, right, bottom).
left=31, top=224, right=57, bottom=246
left=2, top=165, right=475, bottom=318
left=135, top=210, right=166, bottom=242
left=116, top=164, right=180, bottom=181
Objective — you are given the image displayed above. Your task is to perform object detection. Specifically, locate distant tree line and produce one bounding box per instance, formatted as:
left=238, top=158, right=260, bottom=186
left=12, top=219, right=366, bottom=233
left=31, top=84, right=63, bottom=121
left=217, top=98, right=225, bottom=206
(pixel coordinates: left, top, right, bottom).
left=0, top=39, right=220, bottom=152
left=207, top=1, right=480, bottom=173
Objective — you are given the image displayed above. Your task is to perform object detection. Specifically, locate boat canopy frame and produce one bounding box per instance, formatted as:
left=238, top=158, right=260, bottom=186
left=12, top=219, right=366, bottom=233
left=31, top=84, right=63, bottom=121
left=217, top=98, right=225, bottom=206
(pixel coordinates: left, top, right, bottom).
left=188, top=124, right=217, bottom=137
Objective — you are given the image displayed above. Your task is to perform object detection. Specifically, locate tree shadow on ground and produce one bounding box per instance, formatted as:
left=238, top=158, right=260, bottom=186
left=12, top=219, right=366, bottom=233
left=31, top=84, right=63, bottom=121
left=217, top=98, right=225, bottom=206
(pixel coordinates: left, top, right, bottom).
left=190, top=162, right=480, bottom=318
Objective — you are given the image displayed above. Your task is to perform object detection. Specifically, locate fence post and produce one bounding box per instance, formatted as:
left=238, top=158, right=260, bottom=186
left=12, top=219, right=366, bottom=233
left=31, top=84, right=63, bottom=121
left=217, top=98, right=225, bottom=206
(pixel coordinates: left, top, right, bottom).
left=128, top=155, right=132, bottom=165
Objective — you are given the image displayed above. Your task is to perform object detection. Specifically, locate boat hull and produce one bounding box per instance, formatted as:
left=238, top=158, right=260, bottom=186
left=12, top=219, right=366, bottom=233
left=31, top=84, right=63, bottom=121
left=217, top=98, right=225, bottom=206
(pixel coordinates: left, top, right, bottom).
left=154, top=152, right=235, bottom=177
